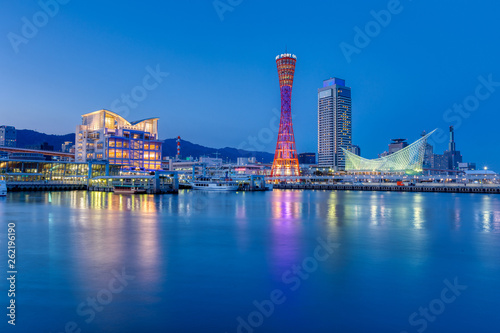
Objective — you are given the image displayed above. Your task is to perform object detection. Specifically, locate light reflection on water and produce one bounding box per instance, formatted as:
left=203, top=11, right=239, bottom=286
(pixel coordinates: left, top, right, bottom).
left=5, top=190, right=500, bottom=234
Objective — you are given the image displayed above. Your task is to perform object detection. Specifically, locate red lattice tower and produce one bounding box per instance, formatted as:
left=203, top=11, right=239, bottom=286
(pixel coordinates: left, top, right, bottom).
left=271, top=53, right=300, bottom=178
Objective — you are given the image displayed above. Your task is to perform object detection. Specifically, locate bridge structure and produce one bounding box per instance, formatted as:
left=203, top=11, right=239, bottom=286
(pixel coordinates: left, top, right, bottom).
left=0, top=146, right=75, bottom=159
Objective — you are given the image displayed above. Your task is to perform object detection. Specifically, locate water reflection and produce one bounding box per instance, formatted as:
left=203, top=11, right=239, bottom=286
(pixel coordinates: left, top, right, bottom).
left=412, top=206, right=423, bottom=230
left=473, top=196, right=500, bottom=232
left=271, top=190, right=303, bottom=220
left=2, top=189, right=500, bottom=332
left=269, top=190, right=304, bottom=278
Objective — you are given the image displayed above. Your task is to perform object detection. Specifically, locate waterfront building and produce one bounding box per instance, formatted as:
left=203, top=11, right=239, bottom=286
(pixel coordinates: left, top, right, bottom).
left=0, top=158, right=178, bottom=193
left=271, top=53, right=300, bottom=177
left=75, top=110, right=162, bottom=170
left=0, top=125, right=16, bottom=147
left=298, top=152, right=316, bottom=165
left=0, top=159, right=114, bottom=183
left=464, top=169, right=498, bottom=183
left=318, top=78, right=352, bottom=170
left=343, top=130, right=436, bottom=174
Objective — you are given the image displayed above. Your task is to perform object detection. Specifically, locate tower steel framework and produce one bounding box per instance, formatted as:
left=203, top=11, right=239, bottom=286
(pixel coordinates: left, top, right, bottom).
left=271, top=53, right=300, bottom=177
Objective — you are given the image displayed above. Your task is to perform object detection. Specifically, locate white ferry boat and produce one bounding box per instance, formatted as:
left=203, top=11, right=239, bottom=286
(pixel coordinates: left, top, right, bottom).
left=190, top=177, right=239, bottom=191
left=0, top=176, right=7, bottom=196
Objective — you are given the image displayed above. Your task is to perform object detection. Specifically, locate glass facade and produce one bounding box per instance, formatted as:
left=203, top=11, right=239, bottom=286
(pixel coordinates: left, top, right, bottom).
left=0, top=160, right=122, bottom=183
left=318, top=78, right=352, bottom=170
left=344, top=130, right=436, bottom=174
left=76, top=110, right=162, bottom=170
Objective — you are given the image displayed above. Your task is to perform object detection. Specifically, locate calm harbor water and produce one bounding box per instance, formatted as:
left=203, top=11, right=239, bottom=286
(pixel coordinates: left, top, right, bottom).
left=1, top=190, right=499, bottom=333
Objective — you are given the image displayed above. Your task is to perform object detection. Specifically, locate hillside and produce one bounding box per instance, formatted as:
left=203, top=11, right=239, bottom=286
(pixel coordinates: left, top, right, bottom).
left=16, top=130, right=74, bottom=150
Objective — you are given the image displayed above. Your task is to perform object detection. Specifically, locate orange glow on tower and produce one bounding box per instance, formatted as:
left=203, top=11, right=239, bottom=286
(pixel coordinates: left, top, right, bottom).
left=271, top=53, right=300, bottom=178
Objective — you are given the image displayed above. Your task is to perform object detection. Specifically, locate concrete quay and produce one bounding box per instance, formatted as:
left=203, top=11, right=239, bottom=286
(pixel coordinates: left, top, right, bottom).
left=273, top=183, right=500, bottom=194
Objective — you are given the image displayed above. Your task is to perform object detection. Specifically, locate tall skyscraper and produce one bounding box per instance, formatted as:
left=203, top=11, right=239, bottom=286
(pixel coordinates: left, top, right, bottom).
left=432, top=127, right=462, bottom=172
left=318, top=78, right=352, bottom=169
left=0, top=125, right=16, bottom=147
left=271, top=53, right=300, bottom=177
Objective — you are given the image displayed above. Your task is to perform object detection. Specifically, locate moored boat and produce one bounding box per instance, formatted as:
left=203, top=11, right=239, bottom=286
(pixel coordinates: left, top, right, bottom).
left=190, top=177, right=239, bottom=191
left=113, top=185, right=147, bottom=194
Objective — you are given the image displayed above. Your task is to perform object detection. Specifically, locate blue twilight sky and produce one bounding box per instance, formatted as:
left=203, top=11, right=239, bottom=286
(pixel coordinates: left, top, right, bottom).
left=1, top=0, right=499, bottom=169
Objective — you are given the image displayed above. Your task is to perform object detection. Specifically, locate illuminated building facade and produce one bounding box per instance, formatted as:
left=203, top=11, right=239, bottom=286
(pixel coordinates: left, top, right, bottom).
left=271, top=53, right=300, bottom=177
left=318, top=78, right=352, bottom=170
left=343, top=130, right=436, bottom=174
left=75, top=110, right=162, bottom=170
left=0, top=159, right=119, bottom=183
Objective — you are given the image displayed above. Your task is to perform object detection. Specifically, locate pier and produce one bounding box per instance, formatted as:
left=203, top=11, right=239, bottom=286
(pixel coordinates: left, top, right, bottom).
left=6, top=181, right=86, bottom=192
left=273, top=183, right=500, bottom=194
left=0, top=159, right=179, bottom=194
left=89, top=172, right=179, bottom=194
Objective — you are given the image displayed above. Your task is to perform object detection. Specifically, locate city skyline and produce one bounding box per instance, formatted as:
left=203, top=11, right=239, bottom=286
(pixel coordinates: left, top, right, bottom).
left=2, top=3, right=500, bottom=333
left=1, top=1, right=500, bottom=171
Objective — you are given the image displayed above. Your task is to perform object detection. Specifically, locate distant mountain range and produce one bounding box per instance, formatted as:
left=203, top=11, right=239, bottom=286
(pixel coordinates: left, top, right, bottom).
left=16, top=130, right=74, bottom=150
left=14, top=129, right=275, bottom=163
